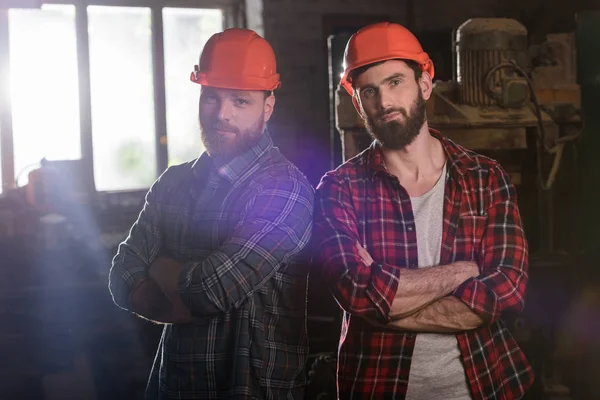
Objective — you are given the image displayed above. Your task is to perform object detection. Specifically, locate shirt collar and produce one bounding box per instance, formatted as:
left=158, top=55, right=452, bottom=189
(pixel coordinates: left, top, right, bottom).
left=192, top=130, right=273, bottom=184
left=367, top=128, right=478, bottom=179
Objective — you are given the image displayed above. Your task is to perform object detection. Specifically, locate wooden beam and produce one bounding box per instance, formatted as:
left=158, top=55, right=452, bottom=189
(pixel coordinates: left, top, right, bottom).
left=442, top=127, right=528, bottom=150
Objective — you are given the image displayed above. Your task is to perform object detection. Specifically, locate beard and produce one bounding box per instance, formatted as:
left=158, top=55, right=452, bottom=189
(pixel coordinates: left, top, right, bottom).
left=200, top=116, right=265, bottom=161
left=364, top=90, right=426, bottom=150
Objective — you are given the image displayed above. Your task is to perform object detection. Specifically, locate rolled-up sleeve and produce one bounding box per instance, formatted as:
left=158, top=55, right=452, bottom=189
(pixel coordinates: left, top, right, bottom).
left=108, top=176, right=164, bottom=311
left=453, top=165, right=529, bottom=323
left=178, top=175, right=314, bottom=315
left=314, top=172, right=400, bottom=324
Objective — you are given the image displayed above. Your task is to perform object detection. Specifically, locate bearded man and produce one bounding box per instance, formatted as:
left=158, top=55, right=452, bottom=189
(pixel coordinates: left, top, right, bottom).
left=109, top=28, right=314, bottom=400
left=313, top=22, right=533, bottom=400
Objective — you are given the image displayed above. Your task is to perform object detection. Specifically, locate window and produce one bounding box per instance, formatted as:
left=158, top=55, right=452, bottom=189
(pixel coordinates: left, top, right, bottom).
left=88, top=6, right=156, bottom=191
left=8, top=4, right=81, bottom=187
left=0, top=1, right=232, bottom=194
left=163, top=8, right=223, bottom=165
left=0, top=128, right=3, bottom=194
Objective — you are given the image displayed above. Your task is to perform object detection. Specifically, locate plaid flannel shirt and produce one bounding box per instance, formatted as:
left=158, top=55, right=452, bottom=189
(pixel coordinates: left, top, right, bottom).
left=109, top=132, right=314, bottom=399
left=314, top=130, right=533, bottom=399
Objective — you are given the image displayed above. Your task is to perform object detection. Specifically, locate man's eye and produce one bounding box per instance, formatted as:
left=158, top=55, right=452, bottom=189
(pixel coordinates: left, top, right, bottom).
left=235, top=98, right=249, bottom=106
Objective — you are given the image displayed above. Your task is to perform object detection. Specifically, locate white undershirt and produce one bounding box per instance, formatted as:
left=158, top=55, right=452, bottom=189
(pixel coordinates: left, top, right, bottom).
left=405, top=163, right=472, bottom=400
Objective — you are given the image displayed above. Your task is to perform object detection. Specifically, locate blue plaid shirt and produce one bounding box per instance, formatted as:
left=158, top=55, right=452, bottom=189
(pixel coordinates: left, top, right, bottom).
left=109, top=132, right=314, bottom=399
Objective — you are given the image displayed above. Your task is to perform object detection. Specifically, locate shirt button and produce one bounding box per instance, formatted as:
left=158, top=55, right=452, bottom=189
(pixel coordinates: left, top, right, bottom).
left=407, top=225, right=414, bottom=232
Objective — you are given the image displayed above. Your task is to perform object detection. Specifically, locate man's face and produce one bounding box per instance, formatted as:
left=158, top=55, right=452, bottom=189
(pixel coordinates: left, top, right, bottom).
left=199, top=87, right=275, bottom=160
left=353, top=60, right=428, bottom=150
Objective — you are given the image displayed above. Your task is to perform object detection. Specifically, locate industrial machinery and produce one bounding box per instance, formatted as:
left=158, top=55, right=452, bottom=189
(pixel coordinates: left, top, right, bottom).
left=306, top=17, right=585, bottom=400
left=335, top=17, right=582, bottom=253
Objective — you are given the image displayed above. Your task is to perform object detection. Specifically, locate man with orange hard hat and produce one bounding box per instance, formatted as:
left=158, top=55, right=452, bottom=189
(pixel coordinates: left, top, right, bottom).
left=313, top=22, right=533, bottom=399
left=109, top=28, right=314, bottom=399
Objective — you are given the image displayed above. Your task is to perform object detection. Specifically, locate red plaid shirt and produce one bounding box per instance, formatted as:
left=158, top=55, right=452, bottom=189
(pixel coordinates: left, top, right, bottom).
left=314, top=130, right=533, bottom=399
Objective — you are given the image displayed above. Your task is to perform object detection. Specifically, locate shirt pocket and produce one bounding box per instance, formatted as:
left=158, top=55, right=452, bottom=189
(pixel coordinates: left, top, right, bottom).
left=455, top=213, right=488, bottom=261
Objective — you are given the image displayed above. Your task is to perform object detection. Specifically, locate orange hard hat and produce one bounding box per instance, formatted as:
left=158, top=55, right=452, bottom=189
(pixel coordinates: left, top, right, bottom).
left=340, top=22, right=434, bottom=96
left=190, top=28, right=281, bottom=91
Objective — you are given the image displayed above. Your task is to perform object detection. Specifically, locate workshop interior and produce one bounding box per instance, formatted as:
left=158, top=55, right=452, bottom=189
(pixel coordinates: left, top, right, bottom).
left=0, top=0, right=599, bottom=399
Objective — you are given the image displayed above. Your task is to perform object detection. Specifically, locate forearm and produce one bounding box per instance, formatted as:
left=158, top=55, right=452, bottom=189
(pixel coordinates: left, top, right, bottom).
left=180, top=210, right=313, bottom=315
left=452, top=165, right=529, bottom=323
left=326, top=259, right=401, bottom=323
left=178, top=178, right=312, bottom=315
left=109, top=255, right=150, bottom=311
left=387, top=296, right=484, bottom=333
left=389, top=261, right=478, bottom=319
left=109, top=190, right=162, bottom=311
left=179, top=253, right=285, bottom=316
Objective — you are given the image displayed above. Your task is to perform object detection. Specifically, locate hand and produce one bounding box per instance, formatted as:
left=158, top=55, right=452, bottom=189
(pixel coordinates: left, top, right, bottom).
left=149, top=256, right=183, bottom=300
left=130, top=278, right=191, bottom=324
left=356, top=241, right=374, bottom=266
left=148, top=257, right=193, bottom=323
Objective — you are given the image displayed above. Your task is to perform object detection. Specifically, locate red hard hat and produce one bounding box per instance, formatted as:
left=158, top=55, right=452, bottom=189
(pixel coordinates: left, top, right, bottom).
left=340, top=22, right=434, bottom=96
left=190, top=28, right=281, bottom=91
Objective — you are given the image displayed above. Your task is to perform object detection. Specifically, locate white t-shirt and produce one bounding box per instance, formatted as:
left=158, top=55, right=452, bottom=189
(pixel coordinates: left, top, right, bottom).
left=405, top=163, right=472, bottom=400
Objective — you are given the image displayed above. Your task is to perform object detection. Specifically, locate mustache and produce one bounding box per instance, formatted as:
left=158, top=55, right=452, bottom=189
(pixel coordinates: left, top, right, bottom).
left=377, top=107, right=408, bottom=120
left=207, top=121, right=239, bottom=134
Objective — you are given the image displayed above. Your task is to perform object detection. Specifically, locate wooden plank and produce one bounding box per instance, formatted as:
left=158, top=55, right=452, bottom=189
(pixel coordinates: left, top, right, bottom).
left=442, top=127, right=528, bottom=150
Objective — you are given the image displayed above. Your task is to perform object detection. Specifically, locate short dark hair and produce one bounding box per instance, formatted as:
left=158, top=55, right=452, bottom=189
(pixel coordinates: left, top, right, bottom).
left=349, top=59, right=422, bottom=91
left=263, top=90, right=273, bottom=99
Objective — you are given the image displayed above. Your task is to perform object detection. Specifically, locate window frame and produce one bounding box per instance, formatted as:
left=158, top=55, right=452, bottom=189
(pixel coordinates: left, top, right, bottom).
left=0, top=0, right=241, bottom=194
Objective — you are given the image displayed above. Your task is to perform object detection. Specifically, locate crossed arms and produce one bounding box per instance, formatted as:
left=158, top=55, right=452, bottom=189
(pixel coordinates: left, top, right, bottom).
left=313, top=165, right=529, bottom=333
left=108, top=168, right=314, bottom=324
left=355, top=243, right=483, bottom=332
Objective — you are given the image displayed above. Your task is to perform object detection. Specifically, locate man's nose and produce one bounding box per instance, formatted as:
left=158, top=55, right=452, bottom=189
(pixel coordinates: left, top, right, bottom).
left=217, top=99, right=234, bottom=121
left=377, top=87, right=394, bottom=110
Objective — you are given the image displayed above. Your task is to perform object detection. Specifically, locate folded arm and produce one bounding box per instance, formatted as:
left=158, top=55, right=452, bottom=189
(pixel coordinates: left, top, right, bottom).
left=314, top=173, right=402, bottom=324
left=452, top=165, right=529, bottom=323
left=109, top=175, right=164, bottom=311
left=355, top=243, right=479, bottom=319
left=176, top=177, right=314, bottom=316
left=387, top=296, right=484, bottom=333
left=108, top=169, right=189, bottom=324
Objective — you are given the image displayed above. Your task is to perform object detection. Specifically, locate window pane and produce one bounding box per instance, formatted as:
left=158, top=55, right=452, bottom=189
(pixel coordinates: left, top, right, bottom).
left=88, top=6, right=156, bottom=192
left=8, top=5, right=80, bottom=186
left=163, top=8, right=223, bottom=165
left=0, top=127, right=3, bottom=194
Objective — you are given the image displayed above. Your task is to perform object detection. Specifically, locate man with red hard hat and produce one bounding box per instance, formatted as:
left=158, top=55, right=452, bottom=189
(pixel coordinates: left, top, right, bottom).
left=314, top=22, right=533, bottom=399
left=109, top=28, right=314, bottom=399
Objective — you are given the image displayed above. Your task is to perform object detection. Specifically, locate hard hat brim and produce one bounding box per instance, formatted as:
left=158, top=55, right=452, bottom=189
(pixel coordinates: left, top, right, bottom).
left=340, top=53, right=434, bottom=96
left=190, top=71, right=281, bottom=91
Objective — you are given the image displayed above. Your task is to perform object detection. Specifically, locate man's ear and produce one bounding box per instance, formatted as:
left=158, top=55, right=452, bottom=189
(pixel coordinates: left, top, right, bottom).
left=263, top=94, right=276, bottom=122
left=419, top=71, right=433, bottom=101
